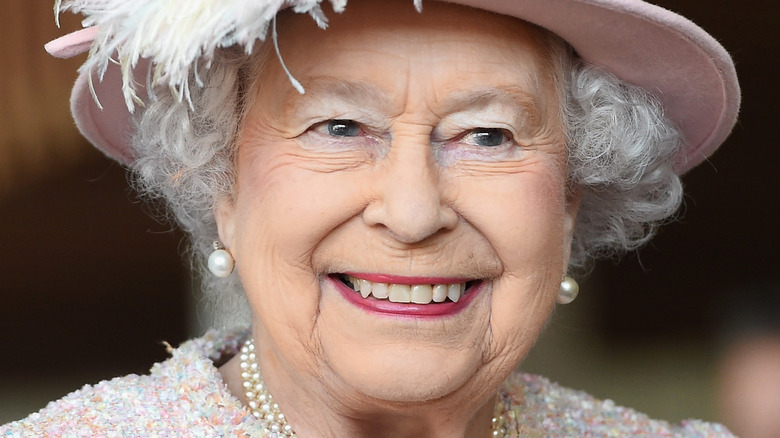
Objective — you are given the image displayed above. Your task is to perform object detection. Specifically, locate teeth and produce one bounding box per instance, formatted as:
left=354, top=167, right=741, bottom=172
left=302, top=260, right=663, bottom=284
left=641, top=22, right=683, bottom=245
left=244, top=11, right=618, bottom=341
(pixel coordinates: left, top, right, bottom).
left=345, top=276, right=471, bottom=304
left=359, top=279, right=372, bottom=298
left=447, top=284, right=461, bottom=302
left=432, top=284, right=448, bottom=303
left=372, top=282, right=389, bottom=299
left=411, top=285, right=432, bottom=304
left=388, top=284, right=412, bottom=303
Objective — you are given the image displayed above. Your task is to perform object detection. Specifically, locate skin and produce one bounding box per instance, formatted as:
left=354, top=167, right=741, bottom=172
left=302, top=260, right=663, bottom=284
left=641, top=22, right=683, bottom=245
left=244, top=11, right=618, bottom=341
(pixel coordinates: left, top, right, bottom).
left=217, top=0, right=580, bottom=436
left=719, top=335, right=780, bottom=438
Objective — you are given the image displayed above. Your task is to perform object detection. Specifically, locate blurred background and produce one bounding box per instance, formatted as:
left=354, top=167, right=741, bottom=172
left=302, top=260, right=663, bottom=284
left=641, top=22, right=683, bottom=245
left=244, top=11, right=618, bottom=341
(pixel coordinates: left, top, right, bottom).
left=1, top=1, right=778, bottom=436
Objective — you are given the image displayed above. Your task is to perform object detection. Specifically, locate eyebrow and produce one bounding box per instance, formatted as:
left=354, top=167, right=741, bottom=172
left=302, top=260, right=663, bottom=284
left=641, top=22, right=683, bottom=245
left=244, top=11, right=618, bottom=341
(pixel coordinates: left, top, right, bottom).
left=437, top=86, right=543, bottom=130
left=282, top=77, right=395, bottom=115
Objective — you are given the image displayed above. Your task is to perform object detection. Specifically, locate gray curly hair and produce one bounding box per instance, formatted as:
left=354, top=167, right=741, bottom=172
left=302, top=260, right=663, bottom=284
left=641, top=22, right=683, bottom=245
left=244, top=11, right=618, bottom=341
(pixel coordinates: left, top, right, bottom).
left=130, top=31, right=682, bottom=328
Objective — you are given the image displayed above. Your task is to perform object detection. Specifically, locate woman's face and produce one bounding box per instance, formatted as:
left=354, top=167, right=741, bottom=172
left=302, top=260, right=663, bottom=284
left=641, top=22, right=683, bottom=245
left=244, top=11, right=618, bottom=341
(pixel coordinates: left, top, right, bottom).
left=217, top=0, right=578, bottom=410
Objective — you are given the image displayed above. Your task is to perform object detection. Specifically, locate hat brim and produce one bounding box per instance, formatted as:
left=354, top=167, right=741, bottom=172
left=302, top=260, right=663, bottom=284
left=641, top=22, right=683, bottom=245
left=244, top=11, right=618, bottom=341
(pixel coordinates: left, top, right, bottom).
left=50, top=0, right=740, bottom=173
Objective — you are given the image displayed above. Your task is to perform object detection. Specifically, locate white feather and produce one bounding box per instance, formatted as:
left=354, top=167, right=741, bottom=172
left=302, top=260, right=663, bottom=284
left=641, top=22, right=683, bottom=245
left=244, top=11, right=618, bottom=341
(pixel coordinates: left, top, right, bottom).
left=57, top=0, right=348, bottom=111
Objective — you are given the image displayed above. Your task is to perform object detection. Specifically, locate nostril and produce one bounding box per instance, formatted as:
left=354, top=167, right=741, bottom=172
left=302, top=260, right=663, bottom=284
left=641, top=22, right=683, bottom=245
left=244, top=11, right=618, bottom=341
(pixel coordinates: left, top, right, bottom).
left=362, top=199, right=457, bottom=244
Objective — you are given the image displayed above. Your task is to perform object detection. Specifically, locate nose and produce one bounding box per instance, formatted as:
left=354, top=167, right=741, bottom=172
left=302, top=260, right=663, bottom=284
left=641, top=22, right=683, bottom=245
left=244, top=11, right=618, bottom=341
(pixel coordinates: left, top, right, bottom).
left=362, top=135, right=458, bottom=244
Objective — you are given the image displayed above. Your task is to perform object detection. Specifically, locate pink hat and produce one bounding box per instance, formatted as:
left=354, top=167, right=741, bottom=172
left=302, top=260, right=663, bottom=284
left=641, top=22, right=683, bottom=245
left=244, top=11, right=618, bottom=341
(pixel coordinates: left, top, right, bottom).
left=47, top=0, right=739, bottom=173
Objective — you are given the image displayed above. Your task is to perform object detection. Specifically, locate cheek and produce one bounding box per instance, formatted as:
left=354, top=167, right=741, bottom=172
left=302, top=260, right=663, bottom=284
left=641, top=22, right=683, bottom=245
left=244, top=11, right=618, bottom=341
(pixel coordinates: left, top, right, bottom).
left=230, top=147, right=376, bottom=366
left=445, top=163, right=565, bottom=365
left=447, top=165, right=567, bottom=270
left=230, top=147, right=377, bottom=325
left=233, top=146, right=372, bottom=258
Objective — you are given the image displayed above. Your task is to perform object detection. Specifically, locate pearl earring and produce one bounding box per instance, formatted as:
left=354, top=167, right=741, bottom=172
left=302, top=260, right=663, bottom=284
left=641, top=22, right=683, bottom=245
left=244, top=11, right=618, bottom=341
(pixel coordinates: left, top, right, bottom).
left=557, top=276, right=579, bottom=304
left=208, top=241, right=234, bottom=278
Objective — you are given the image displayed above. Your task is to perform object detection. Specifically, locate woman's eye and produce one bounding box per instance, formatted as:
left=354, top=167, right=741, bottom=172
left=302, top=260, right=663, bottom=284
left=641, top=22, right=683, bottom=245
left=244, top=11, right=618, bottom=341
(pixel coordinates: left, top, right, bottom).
left=324, top=119, right=360, bottom=137
left=463, top=128, right=508, bottom=147
left=300, top=119, right=384, bottom=154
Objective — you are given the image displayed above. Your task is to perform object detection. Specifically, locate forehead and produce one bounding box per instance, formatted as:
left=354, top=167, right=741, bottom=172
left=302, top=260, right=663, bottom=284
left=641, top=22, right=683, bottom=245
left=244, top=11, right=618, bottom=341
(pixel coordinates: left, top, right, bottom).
left=249, top=0, right=561, bottom=120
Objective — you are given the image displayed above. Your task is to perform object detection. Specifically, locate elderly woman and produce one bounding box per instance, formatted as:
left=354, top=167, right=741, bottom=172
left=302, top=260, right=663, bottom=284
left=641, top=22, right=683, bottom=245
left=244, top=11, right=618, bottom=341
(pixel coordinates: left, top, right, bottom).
left=2, top=0, right=739, bottom=436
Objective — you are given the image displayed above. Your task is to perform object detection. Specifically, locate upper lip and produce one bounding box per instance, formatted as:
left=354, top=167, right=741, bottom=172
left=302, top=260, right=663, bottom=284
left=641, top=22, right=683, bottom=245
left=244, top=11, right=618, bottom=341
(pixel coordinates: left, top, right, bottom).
left=342, top=272, right=475, bottom=284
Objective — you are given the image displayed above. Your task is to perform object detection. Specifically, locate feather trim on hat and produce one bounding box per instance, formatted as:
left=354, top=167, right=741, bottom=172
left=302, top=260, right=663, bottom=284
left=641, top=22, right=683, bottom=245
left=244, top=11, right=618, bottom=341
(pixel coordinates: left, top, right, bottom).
left=53, top=0, right=368, bottom=111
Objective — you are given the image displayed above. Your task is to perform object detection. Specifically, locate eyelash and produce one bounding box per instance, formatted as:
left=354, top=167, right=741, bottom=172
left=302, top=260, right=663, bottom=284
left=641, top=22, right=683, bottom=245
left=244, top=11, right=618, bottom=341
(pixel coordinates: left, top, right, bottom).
left=311, top=119, right=363, bottom=137
left=452, top=128, right=515, bottom=148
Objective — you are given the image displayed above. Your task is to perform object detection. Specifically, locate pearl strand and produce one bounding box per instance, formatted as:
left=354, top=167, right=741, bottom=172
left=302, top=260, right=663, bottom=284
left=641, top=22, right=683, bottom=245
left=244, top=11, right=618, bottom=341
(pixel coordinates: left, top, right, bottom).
left=492, top=400, right=510, bottom=437
left=239, top=337, right=510, bottom=437
left=240, top=339, right=296, bottom=437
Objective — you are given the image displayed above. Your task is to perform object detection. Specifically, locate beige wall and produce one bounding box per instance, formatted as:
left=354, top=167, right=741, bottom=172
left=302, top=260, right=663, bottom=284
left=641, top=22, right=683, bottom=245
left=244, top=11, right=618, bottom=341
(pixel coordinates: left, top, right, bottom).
left=0, top=2, right=86, bottom=197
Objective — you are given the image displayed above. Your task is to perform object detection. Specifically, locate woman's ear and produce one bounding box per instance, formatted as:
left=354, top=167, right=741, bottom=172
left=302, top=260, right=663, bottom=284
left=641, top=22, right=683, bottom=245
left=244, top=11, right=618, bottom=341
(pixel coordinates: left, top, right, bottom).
left=214, top=197, right=237, bottom=249
left=562, top=187, right=582, bottom=270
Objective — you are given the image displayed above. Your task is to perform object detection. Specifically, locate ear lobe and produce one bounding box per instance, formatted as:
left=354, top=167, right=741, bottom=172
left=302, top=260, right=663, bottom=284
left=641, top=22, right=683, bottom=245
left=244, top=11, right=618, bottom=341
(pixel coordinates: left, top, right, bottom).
left=214, top=197, right=237, bottom=249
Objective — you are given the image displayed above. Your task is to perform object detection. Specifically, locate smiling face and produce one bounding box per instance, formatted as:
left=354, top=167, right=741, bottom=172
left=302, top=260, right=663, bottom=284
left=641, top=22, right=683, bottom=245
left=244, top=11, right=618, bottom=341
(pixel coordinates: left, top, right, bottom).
left=216, top=0, right=578, bottom=423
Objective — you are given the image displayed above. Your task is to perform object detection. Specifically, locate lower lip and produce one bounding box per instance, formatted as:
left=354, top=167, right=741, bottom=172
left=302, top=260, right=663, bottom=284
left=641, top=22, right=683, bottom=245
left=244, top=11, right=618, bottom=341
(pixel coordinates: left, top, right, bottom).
left=328, top=275, right=484, bottom=318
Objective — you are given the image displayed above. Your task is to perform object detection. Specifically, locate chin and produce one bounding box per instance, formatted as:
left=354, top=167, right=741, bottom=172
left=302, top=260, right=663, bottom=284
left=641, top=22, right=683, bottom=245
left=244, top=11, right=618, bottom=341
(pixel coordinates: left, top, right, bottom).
left=328, top=343, right=485, bottom=403
left=310, top=274, right=501, bottom=405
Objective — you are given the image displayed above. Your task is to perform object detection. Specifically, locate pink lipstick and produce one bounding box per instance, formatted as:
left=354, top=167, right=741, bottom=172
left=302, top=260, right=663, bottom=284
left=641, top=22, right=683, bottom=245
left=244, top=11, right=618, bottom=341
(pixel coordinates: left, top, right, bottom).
left=329, top=274, right=483, bottom=318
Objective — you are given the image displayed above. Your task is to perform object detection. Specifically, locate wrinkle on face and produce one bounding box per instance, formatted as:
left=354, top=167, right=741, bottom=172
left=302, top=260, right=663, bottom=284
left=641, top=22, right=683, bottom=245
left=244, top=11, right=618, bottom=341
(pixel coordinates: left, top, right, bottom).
left=433, top=86, right=542, bottom=133
left=278, top=151, right=371, bottom=174
left=450, top=152, right=563, bottom=176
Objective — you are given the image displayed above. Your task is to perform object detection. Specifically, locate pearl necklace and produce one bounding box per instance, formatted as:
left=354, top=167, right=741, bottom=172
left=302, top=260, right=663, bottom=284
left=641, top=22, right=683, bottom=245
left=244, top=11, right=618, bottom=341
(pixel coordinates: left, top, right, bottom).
left=239, top=338, right=510, bottom=437
left=240, top=339, right=296, bottom=437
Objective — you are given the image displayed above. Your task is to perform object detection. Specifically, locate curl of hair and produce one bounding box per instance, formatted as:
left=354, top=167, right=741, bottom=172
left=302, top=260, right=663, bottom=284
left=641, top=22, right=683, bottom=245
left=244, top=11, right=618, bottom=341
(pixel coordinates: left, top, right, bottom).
left=129, top=42, right=682, bottom=327
left=563, top=62, right=683, bottom=270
